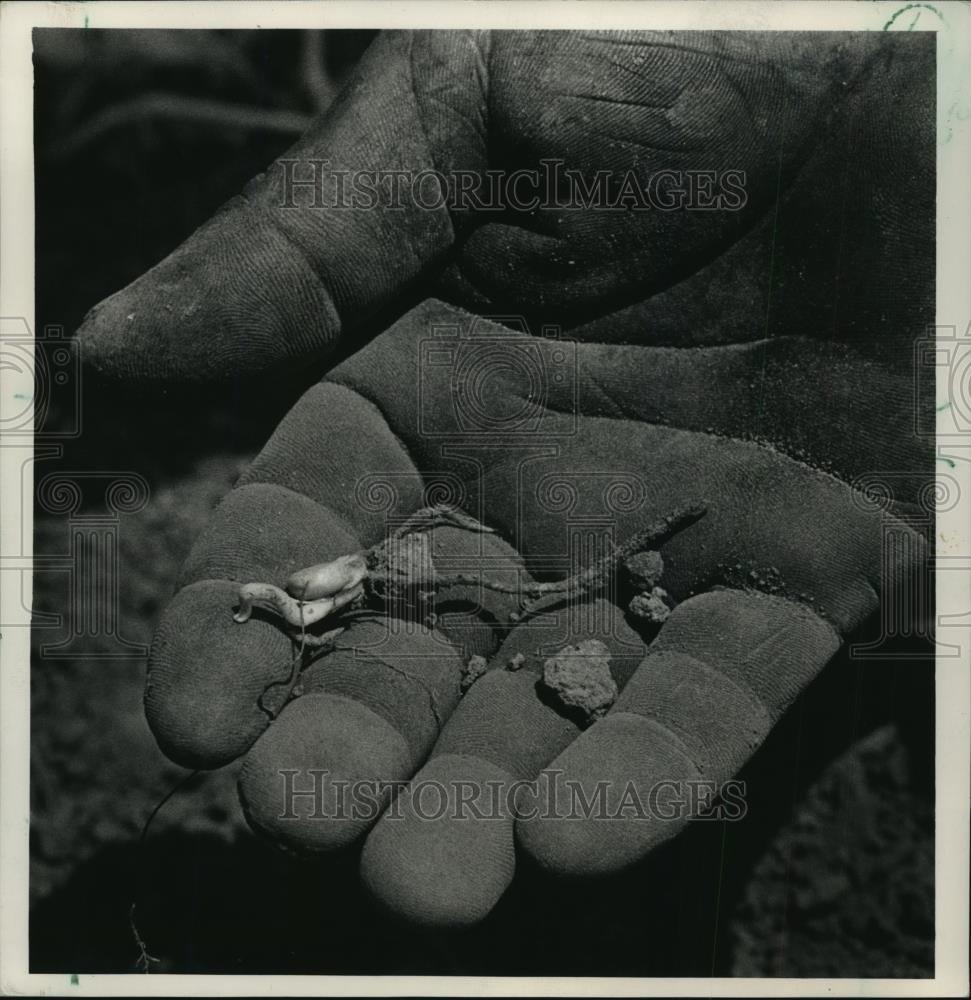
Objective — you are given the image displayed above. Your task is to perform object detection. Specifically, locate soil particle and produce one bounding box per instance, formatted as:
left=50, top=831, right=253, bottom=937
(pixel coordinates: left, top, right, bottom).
left=541, top=639, right=617, bottom=724
left=730, top=725, right=933, bottom=976
left=461, top=654, right=488, bottom=693
left=628, top=587, right=671, bottom=625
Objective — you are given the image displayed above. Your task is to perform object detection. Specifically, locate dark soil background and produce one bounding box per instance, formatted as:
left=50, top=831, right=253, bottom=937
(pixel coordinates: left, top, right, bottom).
left=30, top=29, right=934, bottom=978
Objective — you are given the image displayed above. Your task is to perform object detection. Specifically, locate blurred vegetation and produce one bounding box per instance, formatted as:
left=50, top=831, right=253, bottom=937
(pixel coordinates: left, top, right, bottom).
left=34, top=28, right=375, bottom=481
left=35, top=29, right=373, bottom=325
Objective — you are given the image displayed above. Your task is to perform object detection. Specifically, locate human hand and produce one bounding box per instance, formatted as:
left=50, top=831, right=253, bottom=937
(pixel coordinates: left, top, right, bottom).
left=78, top=30, right=934, bottom=926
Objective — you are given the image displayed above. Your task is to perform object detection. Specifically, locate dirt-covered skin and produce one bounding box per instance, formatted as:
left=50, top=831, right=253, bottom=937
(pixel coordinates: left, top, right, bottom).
left=30, top=459, right=932, bottom=973
left=38, top=25, right=934, bottom=974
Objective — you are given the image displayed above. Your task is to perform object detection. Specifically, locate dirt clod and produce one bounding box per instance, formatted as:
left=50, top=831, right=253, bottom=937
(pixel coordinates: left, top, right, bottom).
left=461, top=654, right=489, bottom=693
left=541, top=639, right=616, bottom=725
left=628, top=587, right=671, bottom=625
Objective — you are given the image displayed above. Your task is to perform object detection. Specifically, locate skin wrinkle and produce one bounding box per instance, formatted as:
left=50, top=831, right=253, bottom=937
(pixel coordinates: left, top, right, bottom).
left=713, top=59, right=758, bottom=132
left=421, top=87, right=487, bottom=143
left=627, top=711, right=698, bottom=767
left=194, top=205, right=333, bottom=361
left=658, top=651, right=769, bottom=724
left=857, top=568, right=884, bottom=624
left=587, top=126, right=704, bottom=157
left=560, top=91, right=676, bottom=113
left=615, top=677, right=772, bottom=779
left=76, top=33, right=919, bottom=385
left=240, top=193, right=340, bottom=312
left=409, top=35, right=447, bottom=193
left=580, top=32, right=828, bottom=80
left=323, top=371, right=526, bottom=549
left=597, top=47, right=685, bottom=90
left=467, top=30, right=490, bottom=109
left=743, top=616, right=842, bottom=692
left=332, top=637, right=453, bottom=734
left=570, top=35, right=791, bottom=130
left=448, top=179, right=778, bottom=315
left=577, top=363, right=628, bottom=421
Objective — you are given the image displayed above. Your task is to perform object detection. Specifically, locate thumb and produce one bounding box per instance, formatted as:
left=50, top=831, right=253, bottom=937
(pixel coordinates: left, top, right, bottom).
left=76, top=31, right=475, bottom=383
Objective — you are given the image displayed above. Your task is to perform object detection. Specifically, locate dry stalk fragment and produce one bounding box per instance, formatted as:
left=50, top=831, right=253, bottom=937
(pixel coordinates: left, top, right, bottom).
left=232, top=502, right=705, bottom=649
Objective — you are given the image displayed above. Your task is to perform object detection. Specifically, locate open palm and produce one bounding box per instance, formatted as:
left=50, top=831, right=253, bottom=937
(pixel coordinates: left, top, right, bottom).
left=79, top=29, right=934, bottom=926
